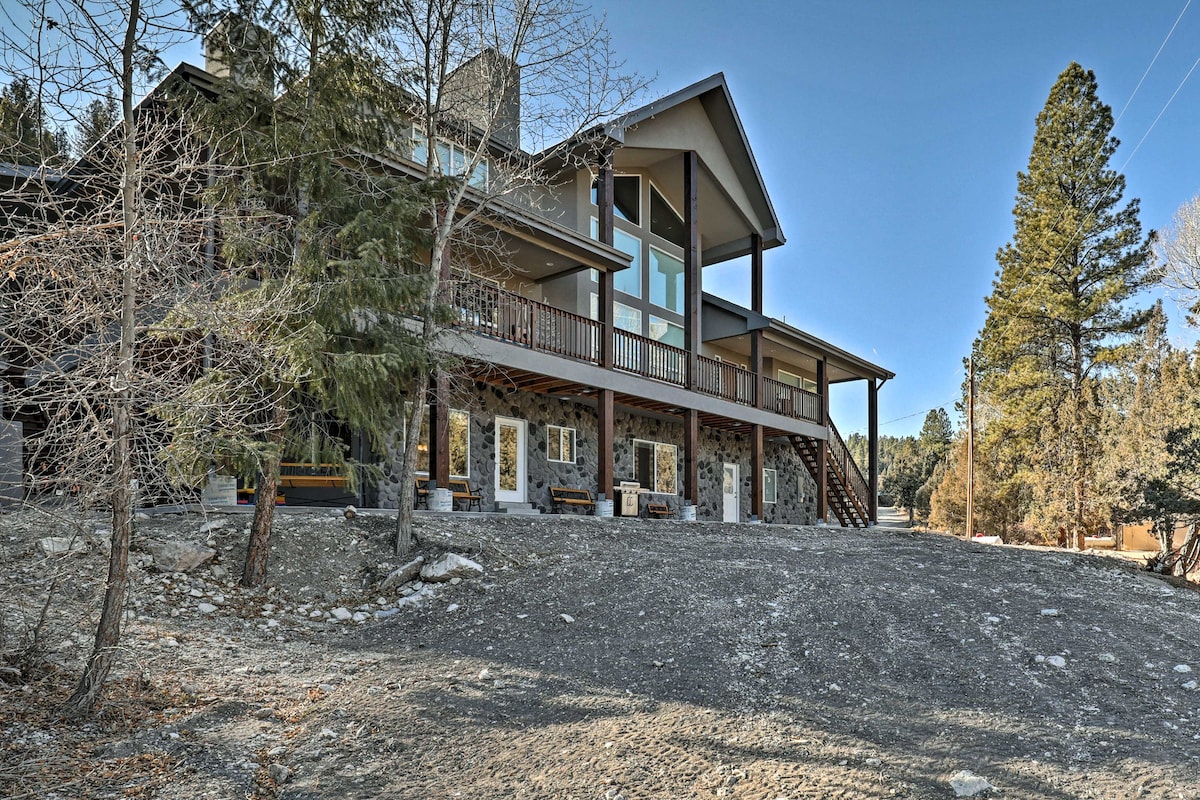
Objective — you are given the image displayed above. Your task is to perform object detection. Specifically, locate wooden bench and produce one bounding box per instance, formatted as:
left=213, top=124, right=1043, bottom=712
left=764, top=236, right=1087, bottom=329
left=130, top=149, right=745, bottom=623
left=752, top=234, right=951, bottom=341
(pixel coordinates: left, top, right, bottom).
left=448, top=479, right=483, bottom=511
left=417, top=478, right=482, bottom=511
left=550, top=486, right=595, bottom=514
left=646, top=502, right=674, bottom=519
left=280, top=462, right=347, bottom=488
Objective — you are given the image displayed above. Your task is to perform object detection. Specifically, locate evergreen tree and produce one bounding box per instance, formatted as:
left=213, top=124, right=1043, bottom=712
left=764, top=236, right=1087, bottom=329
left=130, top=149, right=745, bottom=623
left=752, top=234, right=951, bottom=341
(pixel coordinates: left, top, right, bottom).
left=0, top=77, right=67, bottom=165
left=977, top=62, right=1152, bottom=547
left=75, top=90, right=120, bottom=155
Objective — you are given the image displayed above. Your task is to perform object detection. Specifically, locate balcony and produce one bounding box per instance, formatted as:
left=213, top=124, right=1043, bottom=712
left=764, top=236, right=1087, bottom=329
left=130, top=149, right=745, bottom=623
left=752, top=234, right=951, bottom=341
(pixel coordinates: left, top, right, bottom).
left=450, top=279, right=823, bottom=426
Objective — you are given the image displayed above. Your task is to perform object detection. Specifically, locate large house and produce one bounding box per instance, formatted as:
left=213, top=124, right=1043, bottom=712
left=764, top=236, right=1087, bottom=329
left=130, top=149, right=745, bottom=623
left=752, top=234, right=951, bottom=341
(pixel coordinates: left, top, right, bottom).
left=1, top=32, right=892, bottom=526
left=360, top=56, right=894, bottom=526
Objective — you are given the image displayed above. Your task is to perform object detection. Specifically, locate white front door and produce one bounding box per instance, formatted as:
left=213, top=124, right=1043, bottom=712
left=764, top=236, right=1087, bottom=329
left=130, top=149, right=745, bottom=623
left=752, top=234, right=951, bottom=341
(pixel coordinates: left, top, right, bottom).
left=494, top=416, right=527, bottom=503
left=722, top=462, right=739, bottom=522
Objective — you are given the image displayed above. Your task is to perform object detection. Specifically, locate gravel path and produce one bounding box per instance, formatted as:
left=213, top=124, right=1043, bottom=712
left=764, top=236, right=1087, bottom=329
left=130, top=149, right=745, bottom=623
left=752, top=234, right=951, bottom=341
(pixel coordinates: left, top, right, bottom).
left=3, top=510, right=1199, bottom=799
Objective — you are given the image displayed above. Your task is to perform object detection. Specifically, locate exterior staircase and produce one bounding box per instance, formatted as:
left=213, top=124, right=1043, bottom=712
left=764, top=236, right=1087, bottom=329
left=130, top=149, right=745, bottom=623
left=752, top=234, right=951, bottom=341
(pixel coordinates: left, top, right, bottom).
left=791, top=419, right=872, bottom=528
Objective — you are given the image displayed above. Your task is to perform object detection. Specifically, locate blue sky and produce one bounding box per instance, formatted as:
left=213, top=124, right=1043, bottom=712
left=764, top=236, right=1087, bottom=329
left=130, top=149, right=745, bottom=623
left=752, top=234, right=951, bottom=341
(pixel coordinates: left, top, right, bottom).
left=591, top=0, right=1200, bottom=437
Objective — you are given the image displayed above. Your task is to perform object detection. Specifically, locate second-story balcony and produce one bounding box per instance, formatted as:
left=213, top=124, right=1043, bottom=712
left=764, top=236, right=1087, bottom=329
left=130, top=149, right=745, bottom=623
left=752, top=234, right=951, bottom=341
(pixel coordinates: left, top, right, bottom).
left=449, top=279, right=823, bottom=426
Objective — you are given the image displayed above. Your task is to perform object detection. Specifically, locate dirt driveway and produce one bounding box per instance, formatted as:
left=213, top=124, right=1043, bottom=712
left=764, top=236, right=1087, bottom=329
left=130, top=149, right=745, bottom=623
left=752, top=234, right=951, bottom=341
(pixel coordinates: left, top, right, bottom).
left=3, top=511, right=1199, bottom=799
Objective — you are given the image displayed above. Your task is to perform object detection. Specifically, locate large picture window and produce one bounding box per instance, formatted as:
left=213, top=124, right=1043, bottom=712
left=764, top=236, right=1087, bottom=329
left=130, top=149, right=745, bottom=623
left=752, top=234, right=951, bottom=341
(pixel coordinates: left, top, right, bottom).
left=650, top=246, right=684, bottom=313
left=591, top=218, right=642, bottom=297
left=634, top=439, right=677, bottom=494
left=650, top=184, right=684, bottom=247
left=411, top=127, right=489, bottom=189
left=547, top=425, right=576, bottom=463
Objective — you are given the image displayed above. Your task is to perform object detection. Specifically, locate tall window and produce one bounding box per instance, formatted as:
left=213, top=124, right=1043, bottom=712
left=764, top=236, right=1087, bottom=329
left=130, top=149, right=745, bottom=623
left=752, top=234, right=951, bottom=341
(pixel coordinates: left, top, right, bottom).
left=407, top=406, right=471, bottom=478
left=547, top=425, right=576, bottom=463
left=650, top=246, right=684, bottom=313
left=763, top=468, right=778, bottom=504
left=591, top=218, right=642, bottom=297
left=634, top=439, right=677, bottom=494
left=649, top=184, right=684, bottom=247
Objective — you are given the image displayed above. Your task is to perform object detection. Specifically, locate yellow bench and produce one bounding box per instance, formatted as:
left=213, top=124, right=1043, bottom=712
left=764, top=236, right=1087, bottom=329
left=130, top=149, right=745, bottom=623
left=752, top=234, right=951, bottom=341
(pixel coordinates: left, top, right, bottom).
left=550, top=486, right=595, bottom=514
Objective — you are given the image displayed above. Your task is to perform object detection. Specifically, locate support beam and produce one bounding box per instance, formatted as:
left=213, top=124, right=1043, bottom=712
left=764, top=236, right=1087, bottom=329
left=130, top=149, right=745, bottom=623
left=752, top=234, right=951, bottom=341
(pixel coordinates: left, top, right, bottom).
left=868, top=377, right=879, bottom=525
left=429, top=374, right=450, bottom=488
left=597, top=149, right=615, bottom=370
left=597, top=388, right=614, bottom=500
left=750, top=233, right=764, bottom=408
left=684, top=408, right=700, bottom=508
left=750, top=423, right=764, bottom=521
left=683, top=150, right=701, bottom=390
left=816, top=358, right=828, bottom=524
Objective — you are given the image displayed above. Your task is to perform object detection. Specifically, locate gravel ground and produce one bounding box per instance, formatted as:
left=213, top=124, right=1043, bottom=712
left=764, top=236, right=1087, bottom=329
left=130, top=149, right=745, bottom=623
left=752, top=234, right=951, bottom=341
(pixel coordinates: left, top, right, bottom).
left=2, top=508, right=1199, bottom=799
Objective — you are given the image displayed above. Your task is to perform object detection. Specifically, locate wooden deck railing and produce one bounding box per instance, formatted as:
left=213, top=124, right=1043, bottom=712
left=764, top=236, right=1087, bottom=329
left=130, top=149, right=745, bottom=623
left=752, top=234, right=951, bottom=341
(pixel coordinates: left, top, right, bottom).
left=696, top=355, right=756, bottom=405
left=449, top=278, right=825, bottom=427
left=826, top=417, right=871, bottom=515
left=613, top=328, right=687, bottom=385
left=761, top=377, right=822, bottom=424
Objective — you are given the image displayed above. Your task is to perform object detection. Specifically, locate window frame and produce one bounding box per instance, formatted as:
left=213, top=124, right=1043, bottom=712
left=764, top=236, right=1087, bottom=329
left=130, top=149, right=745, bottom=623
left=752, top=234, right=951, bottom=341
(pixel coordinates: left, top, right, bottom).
left=404, top=403, right=471, bottom=479
left=649, top=244, right=685, bottom=313
left=633, top=438, right=678, bottom=495
left=763, top=468, right=778, bottom=505
left=547, top=425, right=577, bottom=464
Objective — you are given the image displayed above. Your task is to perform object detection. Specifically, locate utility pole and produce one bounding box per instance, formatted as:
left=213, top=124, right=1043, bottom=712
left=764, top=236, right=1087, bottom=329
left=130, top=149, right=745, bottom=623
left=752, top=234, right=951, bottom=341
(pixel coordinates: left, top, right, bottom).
left=966, top=354, right=975, bottom=539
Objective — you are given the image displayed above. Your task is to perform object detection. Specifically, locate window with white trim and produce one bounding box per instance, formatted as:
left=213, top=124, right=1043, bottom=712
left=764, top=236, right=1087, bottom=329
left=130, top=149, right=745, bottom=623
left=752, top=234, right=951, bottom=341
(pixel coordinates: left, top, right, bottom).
left=763, top=468, right=778, bottom=504
left=634, top=439, right=677, bottom=494
left=547, top=425, right=576, bottom=463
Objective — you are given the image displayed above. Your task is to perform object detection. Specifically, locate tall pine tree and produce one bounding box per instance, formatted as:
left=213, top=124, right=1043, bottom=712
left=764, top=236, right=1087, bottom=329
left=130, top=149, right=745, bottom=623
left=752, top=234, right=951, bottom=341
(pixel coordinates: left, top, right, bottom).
left=977, top=62, right=1152, bottom=546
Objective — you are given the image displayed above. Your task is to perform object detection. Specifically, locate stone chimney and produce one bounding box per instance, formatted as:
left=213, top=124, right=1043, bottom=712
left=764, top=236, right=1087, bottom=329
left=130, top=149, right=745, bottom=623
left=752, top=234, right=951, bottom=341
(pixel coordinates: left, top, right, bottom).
left=441, top=49, right=521, bottom=150
left=203, top=15, right=275, bottom=96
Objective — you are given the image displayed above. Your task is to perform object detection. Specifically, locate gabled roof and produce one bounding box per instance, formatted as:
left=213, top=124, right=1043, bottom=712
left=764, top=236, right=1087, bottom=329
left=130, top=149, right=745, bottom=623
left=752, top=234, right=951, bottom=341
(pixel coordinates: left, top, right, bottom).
left=603, top=73, right=784, bottom=261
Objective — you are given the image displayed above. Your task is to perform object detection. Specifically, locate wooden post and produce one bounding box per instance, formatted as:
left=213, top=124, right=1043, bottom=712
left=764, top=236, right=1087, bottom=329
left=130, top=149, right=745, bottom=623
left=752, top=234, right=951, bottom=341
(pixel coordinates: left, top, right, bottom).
left=967, top=354, right=975, bottom=538
left=750, top=423, right=764, bottom=521
left=595, top=151, right=616, bottom=501
left=597, top=149, right=615, bottom=370
left=684, top=409, right=699, bottom=508
left=597, top=388, right=614, bottom=501
left=868, top=377, right=878, bottom=525
left=750, top=233, right=764, bottom=408
left=429, top=374, right=450, bottom=489
left=683, top=150, right=701, bottom=390
left=816, top=358, right=828, bottom=523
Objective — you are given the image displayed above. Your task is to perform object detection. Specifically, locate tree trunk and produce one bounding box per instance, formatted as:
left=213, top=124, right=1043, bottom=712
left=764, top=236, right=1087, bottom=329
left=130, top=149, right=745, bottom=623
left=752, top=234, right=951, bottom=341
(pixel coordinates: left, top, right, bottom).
left=243, top=402, right=287, bottom=587
left=394, top=379, right=427, bottom=556
left=63, top=0, right=140, bottom=718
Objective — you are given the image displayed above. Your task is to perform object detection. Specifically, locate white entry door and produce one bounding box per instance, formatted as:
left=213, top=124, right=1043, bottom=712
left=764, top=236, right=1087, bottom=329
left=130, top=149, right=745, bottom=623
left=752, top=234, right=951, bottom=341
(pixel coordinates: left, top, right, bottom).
left=722, top=462, right=739, bottom=522
left=495, top=416, right=527, bottom=503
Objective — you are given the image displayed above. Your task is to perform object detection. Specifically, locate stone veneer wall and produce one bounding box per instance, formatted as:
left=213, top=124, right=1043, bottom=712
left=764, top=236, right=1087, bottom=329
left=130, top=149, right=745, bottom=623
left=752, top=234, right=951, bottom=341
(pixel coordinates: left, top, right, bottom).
left=377, top=383, right=819, bottom=525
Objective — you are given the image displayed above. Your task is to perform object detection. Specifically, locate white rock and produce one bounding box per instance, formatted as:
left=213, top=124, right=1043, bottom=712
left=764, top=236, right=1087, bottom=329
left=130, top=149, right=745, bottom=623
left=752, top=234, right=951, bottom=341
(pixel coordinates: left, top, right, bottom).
left=1040, top=608, right=1060, bottom=617
left=949, top=770, right=994, bottom=797
left=420, top=553, right=484, bottom=583
left=331, top=607, right=354, bottom=621
left=380, top=557, right=426, bottom=592
left=39, top=536, right=87, bottom=556
left=209, top=564, right=228, bottom=581
left=351, top=612, right=370, bottom=623
left=199, top=519, right=227, bottom=534
left=1174, top=664, right=1192, bottom=674
left=146, top=541, right=217, bottom=573
left=374, top=608, right=399, bottom=619
left=197, top=602, right=218, bottom=614
left=1046, top=655, right=1067, bottom=669
left=560, top=613, right=575, bottom=624
left=1182, top=680, right=1198, bottom=691
left=268, top=764, right=292, bottom=784
left=446, top=603, right=459, bottom=613
left=1098, top=653, right=1117, bottom=663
